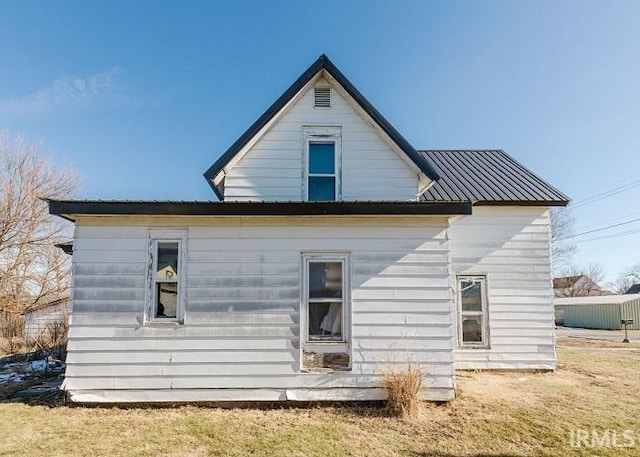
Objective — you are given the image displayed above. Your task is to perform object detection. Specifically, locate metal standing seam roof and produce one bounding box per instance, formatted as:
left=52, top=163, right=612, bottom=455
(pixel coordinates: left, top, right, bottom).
left=626, top=284, right=640, bottom=294
left=554, top=294, right=640, bottom=305
left=419, top=150, right=570, bottom=205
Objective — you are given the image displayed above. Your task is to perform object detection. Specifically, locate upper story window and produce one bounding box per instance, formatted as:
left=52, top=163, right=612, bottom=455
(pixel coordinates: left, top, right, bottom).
left=308, top=143, right=336, bottom=201
left=304, top=127, right=342, bottom=201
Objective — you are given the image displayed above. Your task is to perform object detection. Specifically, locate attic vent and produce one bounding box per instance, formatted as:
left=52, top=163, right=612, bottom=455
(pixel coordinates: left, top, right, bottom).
left=314, top=87, right=330, bottom=108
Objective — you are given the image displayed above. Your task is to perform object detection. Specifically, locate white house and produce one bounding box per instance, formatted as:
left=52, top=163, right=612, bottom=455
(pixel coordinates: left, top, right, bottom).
left=49, top=55, right=568, bottom=403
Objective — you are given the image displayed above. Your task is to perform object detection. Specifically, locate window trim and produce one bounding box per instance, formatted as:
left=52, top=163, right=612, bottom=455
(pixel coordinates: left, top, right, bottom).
left=146, top=229, right=187, bottom=325
left=301, top=253, right=351, bottom=346
left=456, top=275, right=490, bottom=348
left=303, top=126, right=342, bottom=201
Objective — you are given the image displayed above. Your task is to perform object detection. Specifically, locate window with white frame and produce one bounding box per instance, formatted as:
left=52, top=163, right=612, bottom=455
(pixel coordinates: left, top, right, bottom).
left=304, top=127, right=341, bottom=201
left=301, top=254, right=351, bottom=370
left=304, top=256, right=347, bottom=341
left=147, top=230, right=186, bottom=323
left=457, top=276, right=489, bottom=347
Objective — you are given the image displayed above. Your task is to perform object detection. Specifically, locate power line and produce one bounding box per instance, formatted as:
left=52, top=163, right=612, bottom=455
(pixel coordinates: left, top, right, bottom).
left=572, top=173, right=640, bottom=203
left=571, top=178, right=640, bottom=209
left=573, top=228, right=640, bottom=244
left=558, top=217, right=640, bottom=240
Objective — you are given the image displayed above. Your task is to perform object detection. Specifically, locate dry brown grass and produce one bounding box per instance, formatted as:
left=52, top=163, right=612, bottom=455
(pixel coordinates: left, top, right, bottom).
left=382, top=364, right=423, bottom=419
left=0, top=340, right=639, bottom=456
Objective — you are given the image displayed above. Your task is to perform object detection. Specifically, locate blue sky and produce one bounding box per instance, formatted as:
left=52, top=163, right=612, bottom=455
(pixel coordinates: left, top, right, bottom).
left=1, top=0, right=639, bottom=283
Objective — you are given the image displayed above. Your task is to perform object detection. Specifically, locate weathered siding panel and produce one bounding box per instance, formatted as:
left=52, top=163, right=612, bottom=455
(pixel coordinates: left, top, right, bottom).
left=449, top=207, right=555, bottom=370
left=224, top=77, right=419, bottom=201
left=24, top=301, right=69, bottom=343
left=564, top=304, right=621, bottom=330
left=66, top=216, right=455, bottom=402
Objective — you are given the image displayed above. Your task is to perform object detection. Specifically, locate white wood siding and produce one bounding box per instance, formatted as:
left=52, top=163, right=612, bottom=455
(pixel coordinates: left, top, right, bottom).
left=65, top=216, right=455, bottom=402
left=24, top=301, right=69, bottom=343
left=223, top=77, right=419, bottom=201
left=449, top=207, right=555, bottom=370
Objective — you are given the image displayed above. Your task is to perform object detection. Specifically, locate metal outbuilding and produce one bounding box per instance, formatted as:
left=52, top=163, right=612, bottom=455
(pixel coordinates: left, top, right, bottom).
left=554, top=294, right=640, bottom=330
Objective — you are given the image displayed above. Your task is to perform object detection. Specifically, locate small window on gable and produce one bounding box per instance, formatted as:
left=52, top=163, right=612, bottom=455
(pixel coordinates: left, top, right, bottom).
left=314, top=87, right=330, bottom=108
left=457, top=276, right=489, bottom=348
left=304, top=127, right=341, bottom=201
left=148, top=230, right=186, bottom=324
left=308, top=142, right=336, bottom=201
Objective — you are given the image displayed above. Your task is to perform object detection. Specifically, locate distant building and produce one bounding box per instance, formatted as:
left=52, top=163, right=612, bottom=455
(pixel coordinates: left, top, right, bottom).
left=625, top=284, right=640, bottom=294
left=554, top=294, right=640, bottom=330
left=553, top=275, right=612, bottom=297
left=23, top=297, right=69, bottom=344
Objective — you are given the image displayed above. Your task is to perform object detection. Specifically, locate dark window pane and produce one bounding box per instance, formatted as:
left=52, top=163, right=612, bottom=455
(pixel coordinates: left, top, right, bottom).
left=461, top=280, right=482, bottom=312
left=309, top=262, right=342, bottom=299
left=308, top=302, right=342, bottom=341
left=462, top=315, right=483, bottom=342
left=309, top=143, right=335, bottom=174
left=308, top=177, right=335, bottom=201
left=156, top=282, right=177, bottom=318
left=157, top=242, right=179, bottom=280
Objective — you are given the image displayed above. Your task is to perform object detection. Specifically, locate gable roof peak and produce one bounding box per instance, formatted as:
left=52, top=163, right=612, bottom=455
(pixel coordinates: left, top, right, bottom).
left=203, top=54, right=440, bottom=199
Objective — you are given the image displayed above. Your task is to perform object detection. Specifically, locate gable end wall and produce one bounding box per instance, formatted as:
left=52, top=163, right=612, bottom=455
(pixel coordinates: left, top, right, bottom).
left=223, top=78, right=419, bottom=201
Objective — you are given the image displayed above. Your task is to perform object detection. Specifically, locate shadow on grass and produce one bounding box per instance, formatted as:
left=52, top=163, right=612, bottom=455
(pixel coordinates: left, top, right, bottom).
left=0, top=375, right=65, bottom=407
left=411, top=454, right=521, bottom=457
left=2, top=395, right=457, bottom=422
left=2, top=392, right=401, bottom=417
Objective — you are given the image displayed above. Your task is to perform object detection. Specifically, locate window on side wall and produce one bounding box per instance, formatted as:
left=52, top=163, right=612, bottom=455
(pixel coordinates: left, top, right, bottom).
left=148, top=230, right=186, bottom=324
left=457, top=276, right=489, bottom=347
left=304, top=127, right=341, bottom=201
left=301, top=253, right=351, bottom=371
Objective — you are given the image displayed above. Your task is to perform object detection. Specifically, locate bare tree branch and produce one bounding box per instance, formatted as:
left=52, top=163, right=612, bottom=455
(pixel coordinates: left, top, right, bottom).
left=0, top=131, right=79, bottom=311
left=550, top=207, right=576, bottom=272
left=555, top=263, right=609, bottom=297
left=612, top=262, right=640, bottom=293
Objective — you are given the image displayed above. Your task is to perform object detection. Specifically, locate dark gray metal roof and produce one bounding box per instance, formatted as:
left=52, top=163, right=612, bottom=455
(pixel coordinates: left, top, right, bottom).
left=626, top=284, right=640, bottom=294
left=419, top=150, right=569, bottom=206
left=203, top=54, right=440, bottom=199
left=48, top=200, right=472, bottom=222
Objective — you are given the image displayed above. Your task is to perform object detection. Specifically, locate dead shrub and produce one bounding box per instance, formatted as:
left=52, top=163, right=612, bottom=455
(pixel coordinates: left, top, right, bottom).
left=0, top=311, right=25, bottom=354
left=33, top=317, right=68, bottom=362
left=382, top=363, right=423, bottom=419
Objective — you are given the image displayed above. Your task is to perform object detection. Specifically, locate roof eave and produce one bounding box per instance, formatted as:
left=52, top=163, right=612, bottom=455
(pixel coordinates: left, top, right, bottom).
left=48, top=200, right=472, bottom=221
left=473, top=200, right=570, bottom=207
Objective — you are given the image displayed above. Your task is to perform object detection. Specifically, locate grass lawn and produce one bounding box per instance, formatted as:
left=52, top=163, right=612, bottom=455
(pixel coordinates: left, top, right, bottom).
left=1, top=339, right=639, bottom=456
